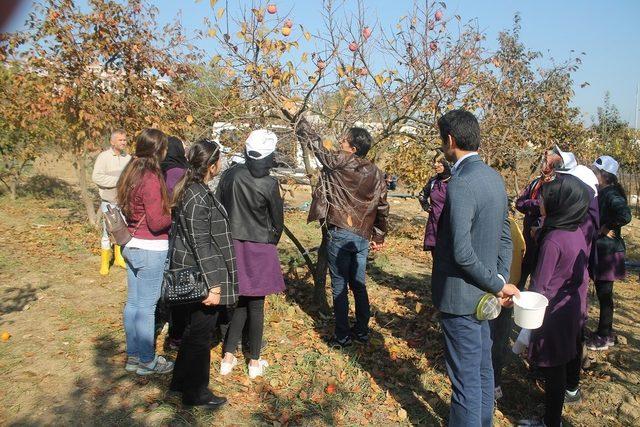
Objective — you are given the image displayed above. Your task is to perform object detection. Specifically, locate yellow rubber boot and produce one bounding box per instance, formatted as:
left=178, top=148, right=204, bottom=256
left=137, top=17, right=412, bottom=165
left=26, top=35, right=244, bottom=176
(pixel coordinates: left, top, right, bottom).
left=100, top=249, right=112, bottom=275
left=113, top=245, right=126, bottom=269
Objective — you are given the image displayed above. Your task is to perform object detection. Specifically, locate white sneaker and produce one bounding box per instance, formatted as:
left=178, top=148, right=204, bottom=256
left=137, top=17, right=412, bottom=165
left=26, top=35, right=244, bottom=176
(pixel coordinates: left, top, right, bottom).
left=220, top=355, right=238, bottom=376
left=248, top=359, right=269, bottom=379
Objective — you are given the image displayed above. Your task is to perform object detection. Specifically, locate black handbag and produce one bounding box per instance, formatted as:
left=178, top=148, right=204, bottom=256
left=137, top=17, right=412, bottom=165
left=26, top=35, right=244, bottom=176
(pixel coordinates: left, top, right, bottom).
left=161, top=215, right=209, bottom=306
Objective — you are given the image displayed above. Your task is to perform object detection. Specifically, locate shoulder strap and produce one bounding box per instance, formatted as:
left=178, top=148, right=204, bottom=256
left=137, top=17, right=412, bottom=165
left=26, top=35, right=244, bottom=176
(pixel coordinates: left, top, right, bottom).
left=165, top=211, right=178, bottom=266
left=131, top=214, right=147, bottom=238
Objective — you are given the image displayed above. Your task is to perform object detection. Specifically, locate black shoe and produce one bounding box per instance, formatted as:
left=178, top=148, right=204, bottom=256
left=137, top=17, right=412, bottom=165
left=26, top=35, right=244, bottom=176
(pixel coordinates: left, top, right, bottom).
left=327, top=335, right=352, bottom=349
left=183, top=393, right=227, bottom=409
left=350, top=328, right=369, bottom=344
left=564, top=388, right=582, bottom=405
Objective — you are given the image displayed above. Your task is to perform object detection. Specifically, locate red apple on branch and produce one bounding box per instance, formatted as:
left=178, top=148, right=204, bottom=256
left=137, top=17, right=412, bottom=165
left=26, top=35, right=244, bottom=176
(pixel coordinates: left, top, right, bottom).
left=362, top=27, right=372, bottom=39
left=284, top=19, right=293, bottom=28
left=317, top=60, right=326, bottom=70
left=267, top=4, right=277, bottom=14
left=348, top=41, right=358, bottom=52
left=435, top=10, right=443, bottom=21
left=429, top=41, right=438, bottom=52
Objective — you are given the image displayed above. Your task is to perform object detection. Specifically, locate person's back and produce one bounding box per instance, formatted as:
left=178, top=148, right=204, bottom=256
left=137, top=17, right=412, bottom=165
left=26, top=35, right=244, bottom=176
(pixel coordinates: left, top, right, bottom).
left=218, top=162, right=283, bottom=244
left=294, top=116, right=389, bottom=347
left=295, top=117, right=388, bottom=244
left=432, top=156, right=511, bottom=314
left=217, top=129, right=285, bottom=380
left=318, top=154, right=386, bottom=237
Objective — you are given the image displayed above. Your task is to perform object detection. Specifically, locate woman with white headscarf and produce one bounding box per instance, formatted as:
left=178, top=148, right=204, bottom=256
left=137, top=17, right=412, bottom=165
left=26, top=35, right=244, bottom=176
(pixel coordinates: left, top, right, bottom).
left=217, top=129, right=285, bottom=378
left=587, top=155, right=631, bottom=351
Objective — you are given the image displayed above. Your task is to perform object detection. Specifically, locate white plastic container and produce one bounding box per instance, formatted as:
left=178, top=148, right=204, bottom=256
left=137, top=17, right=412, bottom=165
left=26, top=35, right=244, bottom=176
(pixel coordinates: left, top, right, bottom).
left=513, top=291, right=549, bottom=329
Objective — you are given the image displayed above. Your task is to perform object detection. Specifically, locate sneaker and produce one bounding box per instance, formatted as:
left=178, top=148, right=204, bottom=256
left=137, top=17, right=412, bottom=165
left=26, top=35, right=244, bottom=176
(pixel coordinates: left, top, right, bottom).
left=136, top=355, right=174, bottom=375
left=248, top=359, right=269, bottom=379
left=586, top=335, right=614, bottom=351
left=220, top=355, right=238, bottom=376
left=327, top=335, right=352, bottom=349
left=494, top=386, right=503, bottom=401
left=564, top=388, right=582, bottom=405
left=125, top=356, right=139, bottom=372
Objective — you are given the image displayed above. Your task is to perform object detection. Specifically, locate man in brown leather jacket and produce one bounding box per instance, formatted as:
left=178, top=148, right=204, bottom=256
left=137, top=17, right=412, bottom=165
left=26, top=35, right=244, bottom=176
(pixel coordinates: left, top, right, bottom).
left=296, top=117, right=389, bottom=348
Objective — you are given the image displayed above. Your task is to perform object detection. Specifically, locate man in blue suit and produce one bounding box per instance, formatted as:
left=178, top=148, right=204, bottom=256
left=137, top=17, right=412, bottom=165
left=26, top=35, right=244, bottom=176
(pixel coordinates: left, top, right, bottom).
left=432, top=109, right=520, bottom=426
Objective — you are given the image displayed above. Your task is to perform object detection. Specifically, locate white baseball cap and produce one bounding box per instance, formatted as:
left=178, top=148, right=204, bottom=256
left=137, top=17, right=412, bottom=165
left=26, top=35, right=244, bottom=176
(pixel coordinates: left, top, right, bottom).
left=593, top=155, right=619, bottom=176
left=245, top=129, right=277, bottom=160
left=553, top=145, right=577, bottom=172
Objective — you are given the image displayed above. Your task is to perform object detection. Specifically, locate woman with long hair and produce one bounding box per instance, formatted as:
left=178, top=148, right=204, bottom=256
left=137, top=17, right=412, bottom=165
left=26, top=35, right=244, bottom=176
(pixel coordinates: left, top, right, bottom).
left=117, top=128, right=173, bottom=375
left=418, top=155, right=451, bottom=251
left=587, top=155, right=632, bottom=351
left=218, top=129, right=285, bottom=379
left=521, top=175, right=591, bottom=427
left=168, top=139, right=238, bottom=409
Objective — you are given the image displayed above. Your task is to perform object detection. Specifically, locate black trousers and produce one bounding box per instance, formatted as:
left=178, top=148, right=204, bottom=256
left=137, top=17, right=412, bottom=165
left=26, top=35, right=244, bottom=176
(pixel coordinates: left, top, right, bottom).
left=540, top=336, right=583, bottom=427
left=168, top=305, right=188, bottom=340
left=595, top=280, right=614, bottom=337
left=223, top=296, right=265, bottom=360
left=170, top=304, right=222, bottom=403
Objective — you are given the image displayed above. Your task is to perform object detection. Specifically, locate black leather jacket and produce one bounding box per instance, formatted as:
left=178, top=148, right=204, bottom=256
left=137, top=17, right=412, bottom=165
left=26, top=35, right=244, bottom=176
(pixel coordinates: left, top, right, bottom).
left=596, top=185, right=631, bottom=255
left=217, top=156, right=284, bottom=244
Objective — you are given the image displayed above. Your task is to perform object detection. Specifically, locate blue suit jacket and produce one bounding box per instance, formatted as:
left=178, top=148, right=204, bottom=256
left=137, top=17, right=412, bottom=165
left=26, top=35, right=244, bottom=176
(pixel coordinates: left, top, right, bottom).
left=431, top=155, right=512, bottom=315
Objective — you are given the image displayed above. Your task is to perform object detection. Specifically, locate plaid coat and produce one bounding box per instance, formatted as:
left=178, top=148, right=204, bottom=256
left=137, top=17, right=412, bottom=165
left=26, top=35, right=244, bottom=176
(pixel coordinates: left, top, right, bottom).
left=171, top=182, right=239, bottom=306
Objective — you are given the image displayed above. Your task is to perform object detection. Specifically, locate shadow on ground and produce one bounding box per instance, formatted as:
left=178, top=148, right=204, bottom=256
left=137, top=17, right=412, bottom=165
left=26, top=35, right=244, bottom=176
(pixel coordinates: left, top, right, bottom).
left=283, top=252, right=449, bottom=425
left=0, top=284, right=50, bottom=323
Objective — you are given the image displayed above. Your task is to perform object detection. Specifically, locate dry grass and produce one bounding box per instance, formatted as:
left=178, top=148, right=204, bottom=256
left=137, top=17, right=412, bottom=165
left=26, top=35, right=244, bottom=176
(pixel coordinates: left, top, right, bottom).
left=0, top=175, right=638, bottom=425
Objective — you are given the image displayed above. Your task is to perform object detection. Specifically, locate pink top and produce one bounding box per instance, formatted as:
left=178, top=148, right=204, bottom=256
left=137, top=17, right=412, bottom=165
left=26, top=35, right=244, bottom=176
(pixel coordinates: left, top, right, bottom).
left=126, top=171, right=171, bottom=240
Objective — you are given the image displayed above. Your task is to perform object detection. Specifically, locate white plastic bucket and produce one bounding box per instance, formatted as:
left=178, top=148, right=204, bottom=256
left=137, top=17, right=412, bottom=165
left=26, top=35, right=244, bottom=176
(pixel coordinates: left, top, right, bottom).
left=513, top=291, right=549, bottom=329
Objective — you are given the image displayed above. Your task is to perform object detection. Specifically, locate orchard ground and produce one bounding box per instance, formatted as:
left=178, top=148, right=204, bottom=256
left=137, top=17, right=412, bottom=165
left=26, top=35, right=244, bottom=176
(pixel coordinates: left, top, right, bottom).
left=0, top=157, right=639, bottom=426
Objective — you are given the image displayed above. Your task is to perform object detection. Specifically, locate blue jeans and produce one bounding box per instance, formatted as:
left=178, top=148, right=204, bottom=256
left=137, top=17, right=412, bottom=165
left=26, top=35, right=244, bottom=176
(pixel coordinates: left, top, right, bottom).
left=326, top=227, right=370, bottom=340
left=441, top=313, right=494, bottom=427
left=122, top=246, right=167, bottom=363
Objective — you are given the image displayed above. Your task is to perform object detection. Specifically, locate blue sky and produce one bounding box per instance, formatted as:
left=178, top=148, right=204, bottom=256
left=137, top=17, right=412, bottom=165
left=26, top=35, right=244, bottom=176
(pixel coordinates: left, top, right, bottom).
left=7, top=0, right=640, bottom=126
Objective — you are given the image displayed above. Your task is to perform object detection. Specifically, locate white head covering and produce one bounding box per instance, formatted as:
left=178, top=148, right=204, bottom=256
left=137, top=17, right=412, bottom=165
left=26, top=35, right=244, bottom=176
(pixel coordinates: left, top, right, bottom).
left=554, top=146, right=598, bottom=195
left=593, top=155, right=619, bottom=176
left=554, top=145, right=578, bottom=172
left=567, top=165, right=598, bottom=196
left=245, top=129, right=278, bottom=160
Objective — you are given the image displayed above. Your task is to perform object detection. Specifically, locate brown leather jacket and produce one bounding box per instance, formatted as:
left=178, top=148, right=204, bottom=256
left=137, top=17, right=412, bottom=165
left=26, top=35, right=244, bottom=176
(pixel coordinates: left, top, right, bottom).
left=295, top=118, right=389, bottom=243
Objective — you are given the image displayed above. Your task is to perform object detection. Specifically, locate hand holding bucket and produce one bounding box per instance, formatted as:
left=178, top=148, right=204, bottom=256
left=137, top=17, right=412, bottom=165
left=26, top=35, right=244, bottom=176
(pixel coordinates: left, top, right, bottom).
left=513, top=291, right=549, bottom=329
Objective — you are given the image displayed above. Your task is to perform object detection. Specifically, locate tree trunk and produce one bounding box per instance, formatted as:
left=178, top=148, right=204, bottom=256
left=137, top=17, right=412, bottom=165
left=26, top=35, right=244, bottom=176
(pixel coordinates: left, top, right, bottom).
left=313, top=228, right=330, bottom=313
left=74, top=151, right=97, bottom=225
left=9, top=178, right=16, bottom=200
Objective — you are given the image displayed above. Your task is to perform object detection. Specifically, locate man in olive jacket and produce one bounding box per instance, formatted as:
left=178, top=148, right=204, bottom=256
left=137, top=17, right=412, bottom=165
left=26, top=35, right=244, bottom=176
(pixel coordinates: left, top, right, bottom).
left=296, top=117, right=389, bottom=348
